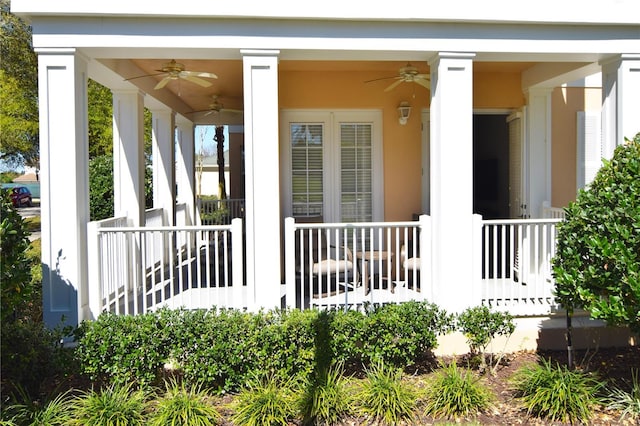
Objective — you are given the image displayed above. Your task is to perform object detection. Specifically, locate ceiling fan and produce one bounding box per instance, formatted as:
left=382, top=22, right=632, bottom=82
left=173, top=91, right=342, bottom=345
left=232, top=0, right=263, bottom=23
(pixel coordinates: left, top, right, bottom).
left=189, top=95, right=243, bottom=117
left=365, top=62, right=430, bottom=92
left=126, top=60, right=218, bottom=90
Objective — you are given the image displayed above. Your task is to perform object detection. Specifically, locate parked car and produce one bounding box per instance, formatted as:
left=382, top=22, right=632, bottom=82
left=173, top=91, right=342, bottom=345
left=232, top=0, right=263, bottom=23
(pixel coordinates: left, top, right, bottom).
left=9, top=186, right=33, bottom=207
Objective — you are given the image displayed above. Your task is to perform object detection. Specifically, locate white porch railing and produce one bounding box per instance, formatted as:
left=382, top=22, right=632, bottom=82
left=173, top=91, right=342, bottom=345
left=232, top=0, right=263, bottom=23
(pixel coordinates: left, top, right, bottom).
left=543, top=201, right=567, bottom=219
left=88, top=212, right=563, bottom=318
left=197, top=198, right=245, bottom=225
left=479, top=218, right=562, bottom=315
left=283, top=216, right=432, bottom=310
left=88, top=219, right=246, bottom=317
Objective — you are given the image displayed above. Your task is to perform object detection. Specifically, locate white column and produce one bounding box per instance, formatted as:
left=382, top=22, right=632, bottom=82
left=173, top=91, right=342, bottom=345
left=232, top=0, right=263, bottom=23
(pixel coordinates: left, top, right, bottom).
left=176, top=117, right=196, bottom=225
left=524, top=87, right=553, bottom=219
left=242, top=50, right=281, bottom=310
left=151, top=108, right=176, bottom=226
left=113, top=90, right=145, bottom=226
left=36, top=48, right=89, bottom=327
left=601, top=54, right=640, bottom=158
left=428, top=52, right=475, bottom=313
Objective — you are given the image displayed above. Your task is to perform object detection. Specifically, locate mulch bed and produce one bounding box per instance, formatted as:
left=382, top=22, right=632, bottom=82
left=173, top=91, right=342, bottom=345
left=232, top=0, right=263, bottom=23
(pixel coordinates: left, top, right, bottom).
left=217, top=346, right=640, bottom=425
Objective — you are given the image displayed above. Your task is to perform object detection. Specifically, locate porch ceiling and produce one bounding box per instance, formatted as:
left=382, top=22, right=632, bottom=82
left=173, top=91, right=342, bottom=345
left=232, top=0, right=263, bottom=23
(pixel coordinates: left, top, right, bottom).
left=98, top=58, right=536, bottom=125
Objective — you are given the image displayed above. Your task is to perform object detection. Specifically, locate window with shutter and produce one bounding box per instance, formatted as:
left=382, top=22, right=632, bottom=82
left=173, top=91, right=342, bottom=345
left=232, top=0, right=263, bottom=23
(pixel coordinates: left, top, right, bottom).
left=577, top=111, right=602, bottom=190
left=508, top=111, right=526, bottom=218
left=281, top=110, right=383, bottom=223
left=291, top=123, right=324, bottom=216
left=340, top=123, right=373, bottom=222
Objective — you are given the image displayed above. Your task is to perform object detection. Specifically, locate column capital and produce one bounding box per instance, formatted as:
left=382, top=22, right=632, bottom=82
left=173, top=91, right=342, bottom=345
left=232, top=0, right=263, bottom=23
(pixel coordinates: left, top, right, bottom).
left=112, top=88, right=145, bottom=97
left=240, top=49, right=280, bottom=57
left=599, top=53, right=640, bottom=67
left=175, top=115, right=195, bottom=128
left=149, top=105, right=175, bottom=115
left=524, top=86, right=554, bottom=103
left=428, top=51, right=476, bottom=66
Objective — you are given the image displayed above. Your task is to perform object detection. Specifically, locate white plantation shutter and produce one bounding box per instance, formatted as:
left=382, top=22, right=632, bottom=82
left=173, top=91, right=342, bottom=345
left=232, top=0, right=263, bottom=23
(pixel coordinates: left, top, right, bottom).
left=291, top=123, right=324, bottom=216
left=282, top=110, right=382, bottom=222
left=577, top=111, right=603, bottom=190
left=508, top=112, right=525, bottom=218
left=340, top=123, right=373, bottom=222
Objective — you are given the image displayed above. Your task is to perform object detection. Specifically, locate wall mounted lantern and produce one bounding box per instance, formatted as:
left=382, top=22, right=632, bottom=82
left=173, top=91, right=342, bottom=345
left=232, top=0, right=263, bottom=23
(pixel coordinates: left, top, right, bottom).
left=397, top=101, right=412, bottom=125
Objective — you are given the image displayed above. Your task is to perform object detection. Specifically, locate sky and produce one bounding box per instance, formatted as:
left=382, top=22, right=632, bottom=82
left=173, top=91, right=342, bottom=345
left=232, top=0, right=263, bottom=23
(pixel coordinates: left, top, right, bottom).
left=195, top=125, right=229, bottom=156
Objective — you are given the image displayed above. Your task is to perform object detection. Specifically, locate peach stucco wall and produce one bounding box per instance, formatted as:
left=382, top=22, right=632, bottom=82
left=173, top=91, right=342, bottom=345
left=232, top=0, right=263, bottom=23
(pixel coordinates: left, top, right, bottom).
left=551, top=86, right=602, bottom=208
left=278, top=67, right=526, bottom=221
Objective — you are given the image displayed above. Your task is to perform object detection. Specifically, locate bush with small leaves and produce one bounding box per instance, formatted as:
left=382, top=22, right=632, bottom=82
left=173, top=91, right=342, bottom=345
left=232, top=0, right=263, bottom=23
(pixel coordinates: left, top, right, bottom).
left=331, top=302, right=454, bottom=369
left=0, top=192, right=32, bottom=323
left=457, top=305, right=515, bottom=372
left=553, top=132, right=640, bottom=332
left=76, top=310, right=175, bottom=387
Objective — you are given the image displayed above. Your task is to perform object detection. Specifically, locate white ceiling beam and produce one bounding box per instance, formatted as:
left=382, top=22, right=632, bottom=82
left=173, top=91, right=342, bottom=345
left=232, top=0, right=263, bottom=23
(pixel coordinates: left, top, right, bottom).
left=522, top=62, right=602, bottom=89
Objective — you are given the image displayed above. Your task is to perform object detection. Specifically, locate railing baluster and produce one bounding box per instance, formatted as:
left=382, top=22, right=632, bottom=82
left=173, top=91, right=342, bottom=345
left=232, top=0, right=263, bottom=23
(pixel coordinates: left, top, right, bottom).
left=480, top=218, right=561, bottom=316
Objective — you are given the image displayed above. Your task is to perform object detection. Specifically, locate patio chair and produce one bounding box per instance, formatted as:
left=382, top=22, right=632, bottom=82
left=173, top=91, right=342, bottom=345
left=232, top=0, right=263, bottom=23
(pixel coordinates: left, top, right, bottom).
left=294, top=216, right=357, bottom=305
left=400, top=239, right=420, bottom=290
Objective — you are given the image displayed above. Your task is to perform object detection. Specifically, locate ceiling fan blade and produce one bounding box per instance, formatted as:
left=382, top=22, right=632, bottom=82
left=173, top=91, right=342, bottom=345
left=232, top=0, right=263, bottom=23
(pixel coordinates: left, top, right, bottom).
left=222, top=108, right=243, bottom=114
left=364, top=75, right=399, bottom=84
left=181, top=75, right=213, bottom=87
left=154, top=77, right=171, bottom=90
left=182, top=70, right=218, bottom=79
left=383, top=79, right=404, bottom=92
left=414, top=78, right=431, bottom=90
left=124, top=72, right=166, bottom=82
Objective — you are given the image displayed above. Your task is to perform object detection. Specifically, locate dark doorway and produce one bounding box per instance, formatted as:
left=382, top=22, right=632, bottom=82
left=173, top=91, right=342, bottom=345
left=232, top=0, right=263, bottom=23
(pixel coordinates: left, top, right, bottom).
left=473, top=114, right=510, bottom=219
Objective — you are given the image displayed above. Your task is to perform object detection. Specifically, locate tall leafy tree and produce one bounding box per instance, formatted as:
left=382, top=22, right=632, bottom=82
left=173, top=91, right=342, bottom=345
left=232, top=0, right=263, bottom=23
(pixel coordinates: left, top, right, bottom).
left=88, top=79, right=114, bottom=158
left=0, top=0, right=38, bottom=168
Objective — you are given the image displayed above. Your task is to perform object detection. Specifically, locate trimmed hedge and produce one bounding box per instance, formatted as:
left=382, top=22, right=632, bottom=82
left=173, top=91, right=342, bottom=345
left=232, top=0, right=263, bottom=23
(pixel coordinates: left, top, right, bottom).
left=76, top=302, right=453, bottom=392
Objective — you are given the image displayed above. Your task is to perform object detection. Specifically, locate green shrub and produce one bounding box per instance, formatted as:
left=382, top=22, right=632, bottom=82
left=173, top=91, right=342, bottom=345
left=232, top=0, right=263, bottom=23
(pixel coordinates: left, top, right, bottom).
left=0, top=319, right=73, bottom=399
left=253, top=309, right=316, bottom=379
left=457, top=305, right=515, bottom=372
left=329, top=309, right=367, bottom=368
left=231, top=374, right=299, bottom=426
left=148, top=379, right=221, bottom=426
left=354, top=361, right=417, bottom=425
left=88, top=155, right=114, bottom=221
left=174, top=308, right=266, bottom=393
left=510, top=357, right=604, bottom=424
left=331, top=302, right=453, bottom=369
left=360, top=301, right=453, bottom=367
left=22, top=238, right=42, bottom=322
left=89, top=154, right=153, bottom=221
left=553, top=132, right=640, bottom=332
left=606, top=368, right=640, bottom=422
left=76, top=310, right=176, bottom=387
left=76, top=305, right=452, bottom=394
left=422, top=360, right=494, bottom=419
left=0, top=192, right=32, bottom=323
left=70, top=382, right=147, bottom=426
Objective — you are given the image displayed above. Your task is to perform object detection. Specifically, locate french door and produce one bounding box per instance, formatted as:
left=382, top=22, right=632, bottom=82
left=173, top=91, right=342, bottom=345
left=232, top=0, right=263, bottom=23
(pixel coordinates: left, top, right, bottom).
left=280, top=110, right=383, bottom=223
